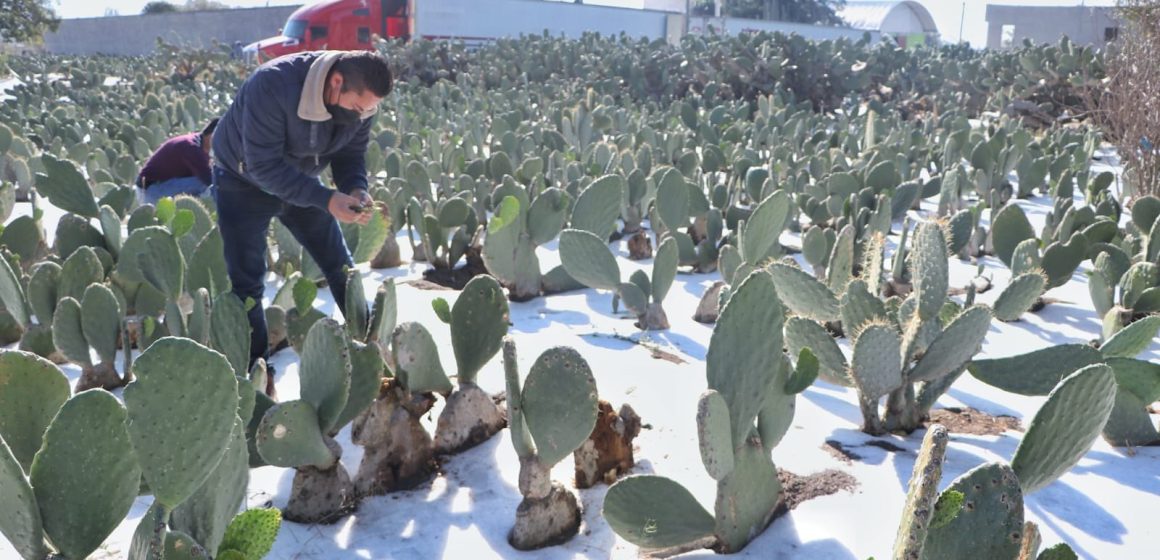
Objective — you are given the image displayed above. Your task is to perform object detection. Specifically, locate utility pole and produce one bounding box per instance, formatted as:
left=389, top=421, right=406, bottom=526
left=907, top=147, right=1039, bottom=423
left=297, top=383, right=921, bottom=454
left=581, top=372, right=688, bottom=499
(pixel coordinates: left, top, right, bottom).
left=958, top=1, right=965, bottom=44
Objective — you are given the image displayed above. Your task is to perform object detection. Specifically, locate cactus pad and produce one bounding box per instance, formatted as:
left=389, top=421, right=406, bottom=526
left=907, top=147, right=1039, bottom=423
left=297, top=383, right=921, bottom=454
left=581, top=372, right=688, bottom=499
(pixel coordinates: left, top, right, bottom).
left=52, top=297, right=92, bottom=367
left=521, top=346, right=599, bottom=466
left=0, top=252, right=27, bottom=327
left=707, top=270, right=785, bottom=447
left=392, top=322, right=453, bottom=394
left=0, top=351, right=69, bottom=472
left=741, top=191, right=790, bottom=266
left=602, top=475, right=714, bottom=549
left=559, top=229, right=620, bottom=292
left=766, top=263, right=840, bottom=323
left=908, top=306, right=993, bottom=383
left=1099, top=315, right=1160, bottom=359
left=1009, top=238, right=1041, bottom=277
left=968, top=344, right=1104, bottom=396
left=921, top=462, right=1024, bottom=560
left=991, top=204, right=1035, bottom=267
left=299, top=318, right=351, bottom=435
left=0, top=439, right=47, bottom=560
left=26, top=262, right=60, bottom=326
left=170, top=420, right=249, bottom=555
left=1012, top=364, right=1116, bottom=494
left=211, top=292, right=251, bottom=378
left=218, top=507, right=282, bottom=560
left=827, top=225, right=855, bottom=295
left=255, top=401, right=335, bottom=469
left=784, top=316, right=850, bottom=386
left=911, top=222, right=949, bottom=321
left=850, top=323, right=903, bottom=400
left=570, top=175, right=624, bottom=241
left=696, top=390, right=734, bottom=480
left=651, top=237, right=679, bottom=304
left=30, top=390, right=141, bottom=560
left=345, top=269, right=369, bottom=341
left=81, top=283, right=122, bottom=364
left=993, top=273, right=1045, bottom=322
left=713, top=441, right=781, bottom=553
left=840, top=279, right=888, bottom=337
left=894, top=424, right=949, bottom=560
left=125, top=337, right=239, bottom=509
left=451, top=275, right=509, bottom=384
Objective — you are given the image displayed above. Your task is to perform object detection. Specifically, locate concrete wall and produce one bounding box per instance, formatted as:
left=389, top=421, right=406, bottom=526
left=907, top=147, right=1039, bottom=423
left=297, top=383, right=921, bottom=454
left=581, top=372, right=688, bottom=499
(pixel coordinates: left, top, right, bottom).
left=688, top=16, right=882, bottom=43
left=986, top=5, right=1120, bottom=50
left=43, top=6, right=301, bottom=56
left=413, top=0, right=671, bottom=41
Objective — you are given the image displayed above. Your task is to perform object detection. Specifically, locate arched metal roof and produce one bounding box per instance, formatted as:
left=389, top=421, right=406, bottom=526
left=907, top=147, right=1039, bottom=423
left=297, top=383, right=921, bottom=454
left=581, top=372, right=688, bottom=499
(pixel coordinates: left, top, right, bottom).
left=837, top=1, right=939, bottom=34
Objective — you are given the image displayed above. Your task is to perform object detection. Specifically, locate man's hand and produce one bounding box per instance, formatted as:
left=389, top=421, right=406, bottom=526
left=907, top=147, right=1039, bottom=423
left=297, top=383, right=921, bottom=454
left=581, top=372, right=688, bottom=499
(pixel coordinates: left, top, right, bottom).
left=328, top=191, right=372, bottom=225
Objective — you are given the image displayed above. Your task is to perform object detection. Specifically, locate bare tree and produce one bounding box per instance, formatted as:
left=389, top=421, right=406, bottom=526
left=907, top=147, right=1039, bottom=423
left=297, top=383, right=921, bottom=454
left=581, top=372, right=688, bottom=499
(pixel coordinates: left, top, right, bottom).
left=1097, top=1, right=1160, bottom=199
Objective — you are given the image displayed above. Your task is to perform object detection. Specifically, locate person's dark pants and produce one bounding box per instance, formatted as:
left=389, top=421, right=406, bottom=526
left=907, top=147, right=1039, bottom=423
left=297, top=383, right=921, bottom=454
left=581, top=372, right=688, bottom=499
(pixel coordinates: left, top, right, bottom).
left=213, top=167, right=353, bottom=367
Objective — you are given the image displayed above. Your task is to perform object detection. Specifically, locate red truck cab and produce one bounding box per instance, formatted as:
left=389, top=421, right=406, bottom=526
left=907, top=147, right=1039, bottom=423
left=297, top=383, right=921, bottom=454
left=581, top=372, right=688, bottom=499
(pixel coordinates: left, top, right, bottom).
left=246, top=0, right=410, bottom=62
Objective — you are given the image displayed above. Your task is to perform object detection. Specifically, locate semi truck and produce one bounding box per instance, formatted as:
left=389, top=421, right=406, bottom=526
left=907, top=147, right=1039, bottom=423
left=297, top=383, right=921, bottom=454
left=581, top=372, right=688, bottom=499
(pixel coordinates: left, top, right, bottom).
left=245, top=0, right=685, bottom=62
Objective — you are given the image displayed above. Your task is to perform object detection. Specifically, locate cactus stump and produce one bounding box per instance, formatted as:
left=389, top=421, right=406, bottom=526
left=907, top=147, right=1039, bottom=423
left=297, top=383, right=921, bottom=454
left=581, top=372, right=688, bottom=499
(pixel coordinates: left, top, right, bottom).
left=509, top=481, right=582, bottom=551
left=353, top=380, right=437, bottom=496
left=574, top=402, right=641, bottom=488
left=76, top=362, right=125, bottom=393
left=627, top=230, right=652, bottom=261
left=434, top=382, right=507, bottom=455
left=284, top=438, right=357, bottom=524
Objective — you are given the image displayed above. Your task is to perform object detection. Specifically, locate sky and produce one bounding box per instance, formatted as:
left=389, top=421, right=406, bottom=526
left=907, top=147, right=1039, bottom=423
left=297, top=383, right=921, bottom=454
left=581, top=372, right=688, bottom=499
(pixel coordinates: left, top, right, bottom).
left=49, top=0, right=1118, bottom=48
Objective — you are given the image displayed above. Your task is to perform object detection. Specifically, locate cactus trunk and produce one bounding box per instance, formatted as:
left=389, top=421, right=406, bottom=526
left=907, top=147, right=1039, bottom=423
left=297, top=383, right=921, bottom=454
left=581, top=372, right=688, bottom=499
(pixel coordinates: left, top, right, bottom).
left=508, top=480, right=582, bottom=551
left=433, top=383, right=507, bottom=455
left=893, top=425, right=949, bottom=560
left=370, top=234, right=403, bottom=270
left=284, top=437, right=357, bottom=524
left=75, top=361, right=125, bottom=393
left=352, top=381, right=437, bottom=496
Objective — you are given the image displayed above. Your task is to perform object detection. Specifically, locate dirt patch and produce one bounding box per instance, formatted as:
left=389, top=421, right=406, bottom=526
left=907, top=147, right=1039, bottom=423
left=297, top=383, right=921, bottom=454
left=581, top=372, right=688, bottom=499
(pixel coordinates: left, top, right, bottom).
left=772, top=468, right=859, bottom=520
left=420, top=246, right=490, bottom=290
left=822, top=440, right=862, bottom=464
left=927, top=407, right=1022, bottom=436
left=403, top=279, right=454, bottom=291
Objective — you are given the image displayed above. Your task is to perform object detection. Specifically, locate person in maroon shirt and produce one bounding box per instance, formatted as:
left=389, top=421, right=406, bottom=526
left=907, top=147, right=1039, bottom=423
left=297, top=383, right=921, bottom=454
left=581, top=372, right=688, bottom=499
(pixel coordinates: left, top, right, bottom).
left=135, top=118, right=219, bottom=205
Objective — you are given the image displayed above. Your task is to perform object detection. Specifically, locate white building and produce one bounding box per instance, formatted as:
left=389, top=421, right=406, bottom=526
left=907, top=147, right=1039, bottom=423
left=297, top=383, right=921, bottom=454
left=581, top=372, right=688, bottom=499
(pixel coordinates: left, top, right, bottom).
left=838, top=1, right=940, bottom=48
left=986, top=4, right=1120, bottom=50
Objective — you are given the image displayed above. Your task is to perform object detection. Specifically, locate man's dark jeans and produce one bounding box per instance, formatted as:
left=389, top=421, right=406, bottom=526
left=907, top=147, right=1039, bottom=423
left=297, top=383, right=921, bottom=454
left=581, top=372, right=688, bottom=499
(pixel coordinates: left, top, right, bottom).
left=212, top=166, right=353, bottom=366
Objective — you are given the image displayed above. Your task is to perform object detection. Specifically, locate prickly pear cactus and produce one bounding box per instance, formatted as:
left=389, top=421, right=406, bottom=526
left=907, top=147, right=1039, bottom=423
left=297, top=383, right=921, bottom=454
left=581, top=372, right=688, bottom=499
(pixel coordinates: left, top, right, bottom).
left=298, top=318, right=351, bottom=435
left=30, top=389, right=142, bottom=560
left=0, top=436, right=48, bottom=560
left=894, top=425, right=950, bottom=560
left=559, top=228, right=620, bottom=292
left=993, top=272, right=1046, bottom=322
left=124, top=337, right=239, bottom=511
left=766, top=263, right=840, bottom=323
left=1011, top=364, right=1116, bottom=494
left=0, top=350, right=70, bottom=472
left=921, top=463, right=1025, bottom=560
left=602, top=475, right=715, bottom=549
left=450, top=275, right=508, bottom=385
left=520, top=345, right=600, bottom=466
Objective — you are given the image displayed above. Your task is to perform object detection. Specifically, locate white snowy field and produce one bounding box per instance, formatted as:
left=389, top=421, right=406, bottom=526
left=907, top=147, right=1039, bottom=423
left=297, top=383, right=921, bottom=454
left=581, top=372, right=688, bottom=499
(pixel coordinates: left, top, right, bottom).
left=1, top=151, right=1158, bottom=560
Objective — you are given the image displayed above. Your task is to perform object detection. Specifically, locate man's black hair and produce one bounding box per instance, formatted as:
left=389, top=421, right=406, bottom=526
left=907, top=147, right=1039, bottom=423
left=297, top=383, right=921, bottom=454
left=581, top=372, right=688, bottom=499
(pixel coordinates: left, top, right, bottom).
left=202, top=117, right=220, bottom=138
left=330, top=51, right=393, bottom=98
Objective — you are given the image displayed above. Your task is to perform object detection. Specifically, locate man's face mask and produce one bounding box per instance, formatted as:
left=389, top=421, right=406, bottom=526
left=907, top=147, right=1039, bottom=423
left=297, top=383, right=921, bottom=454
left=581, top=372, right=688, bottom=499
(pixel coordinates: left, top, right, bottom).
left=326, top=103, right=361, bottom=125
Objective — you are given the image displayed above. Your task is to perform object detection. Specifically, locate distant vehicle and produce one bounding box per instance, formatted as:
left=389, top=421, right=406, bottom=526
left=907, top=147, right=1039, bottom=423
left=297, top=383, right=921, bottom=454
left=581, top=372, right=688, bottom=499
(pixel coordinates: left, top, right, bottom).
left=246, top=0, right=409, bottom=62
left=244, top=0, right=685, bottom=62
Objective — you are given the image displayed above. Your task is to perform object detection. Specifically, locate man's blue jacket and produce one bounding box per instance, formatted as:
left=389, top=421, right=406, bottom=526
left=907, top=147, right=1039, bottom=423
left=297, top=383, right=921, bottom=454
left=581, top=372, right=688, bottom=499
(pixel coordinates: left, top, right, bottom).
left=212, top=51, right=376, bottom=211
